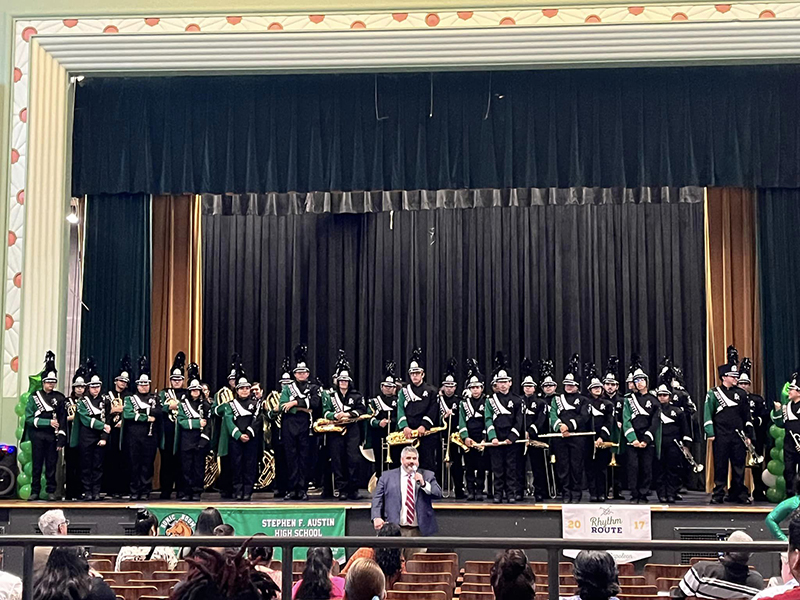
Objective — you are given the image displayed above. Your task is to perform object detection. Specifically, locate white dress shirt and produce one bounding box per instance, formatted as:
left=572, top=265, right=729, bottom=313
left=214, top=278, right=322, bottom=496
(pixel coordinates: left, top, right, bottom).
left=400, top=468, right=432, bottom=527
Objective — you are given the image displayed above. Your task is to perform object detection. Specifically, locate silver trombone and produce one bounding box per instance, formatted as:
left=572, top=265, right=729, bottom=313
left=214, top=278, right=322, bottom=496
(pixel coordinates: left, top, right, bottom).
left=674, top=439, right=704, bottom=473
left=736, top=429, right=764, bottom=466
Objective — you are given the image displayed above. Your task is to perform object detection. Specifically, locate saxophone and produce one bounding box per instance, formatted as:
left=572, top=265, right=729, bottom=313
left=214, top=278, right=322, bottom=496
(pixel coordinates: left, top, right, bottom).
left=449, top=432, right=471, bottom=452
left=387, top=425, right=447, bottom=446
left=313, top=413, right=372, bottom=434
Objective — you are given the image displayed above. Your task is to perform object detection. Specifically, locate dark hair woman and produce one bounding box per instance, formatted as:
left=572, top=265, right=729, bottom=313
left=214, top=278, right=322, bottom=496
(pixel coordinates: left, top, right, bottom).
left=115, top=509, right=178, bottom=570
left=373, top=523, right=404, bottom=588
left=34, top=547, right=115, bottom=600
left=571, top=550, right=621, bottom=600
left=490, top=549, right=535, bottom=600
left=293, top=547, right=345, bottom=600
left=196, top=507, right=224, bottom=536
left=250, top=533, right=282, bottom=598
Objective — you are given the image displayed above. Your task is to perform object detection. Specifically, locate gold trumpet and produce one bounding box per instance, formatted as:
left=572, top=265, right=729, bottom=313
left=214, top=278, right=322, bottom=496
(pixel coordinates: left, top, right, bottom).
left=313, top=413, right=372, bottom=434
left=595, top=441, right=620, bottom=449
left=386, top=425, right=447, bottom=446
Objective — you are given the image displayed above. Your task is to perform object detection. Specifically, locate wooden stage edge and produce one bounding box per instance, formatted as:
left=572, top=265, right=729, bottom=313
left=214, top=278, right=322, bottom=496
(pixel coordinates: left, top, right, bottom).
left=0, top=499, right=774, bottom=513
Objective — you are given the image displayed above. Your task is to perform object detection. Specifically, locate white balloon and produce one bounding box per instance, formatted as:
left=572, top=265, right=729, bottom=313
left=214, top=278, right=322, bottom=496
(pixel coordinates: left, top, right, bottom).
left=763, top=469, right=778, bottom=488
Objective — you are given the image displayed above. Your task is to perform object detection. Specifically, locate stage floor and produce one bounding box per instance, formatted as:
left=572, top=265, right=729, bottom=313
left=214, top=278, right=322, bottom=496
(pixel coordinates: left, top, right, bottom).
left=0, top=490, right=775, bottom=513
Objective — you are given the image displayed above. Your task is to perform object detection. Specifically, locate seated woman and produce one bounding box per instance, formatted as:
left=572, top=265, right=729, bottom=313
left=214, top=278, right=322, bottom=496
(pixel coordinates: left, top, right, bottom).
left=568, top=551, right=621, bottom=600
left=341, top=523, right=404, bottom=588
left=115, top=509, right=178, bottom=571
left=249, top=533, right=282, bottom=598
left=343, top=558, right=386, bottom=600
left=293, top=548, right=345, bottom=600
left=181, top=506, right=225, bottom=559
left=35, top=547, right=115, bottom=600
left=491, top=550, right=535, bottom=600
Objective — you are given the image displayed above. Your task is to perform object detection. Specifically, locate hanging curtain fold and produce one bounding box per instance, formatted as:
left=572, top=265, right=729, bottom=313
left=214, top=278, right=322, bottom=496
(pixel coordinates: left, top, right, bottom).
left=74, top=67, right=800, bottom=197
left=202, top=187, right=706, bottom=410
left=80, top=194, right=151, bottom=385
left=703, top=188, right=762, bottom=491
left=151, top=194, right=204, bottom=389
left=757, top=189, right=800, bottom=403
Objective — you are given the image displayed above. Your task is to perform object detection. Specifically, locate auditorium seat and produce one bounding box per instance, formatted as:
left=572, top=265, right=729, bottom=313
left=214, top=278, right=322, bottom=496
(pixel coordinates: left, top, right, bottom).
left=460, top=583, right=492, bottom=593
left=139, top=596, right=169, bottom=600
left=535, top=574, right=576, bottom=586
left=153, top=571, right=186, bottom=580
left=619, top=585, right=658, bottom=596
left=530, top=562, right=574, bottom=576
left=407, top=560, right=456, bottom=575
left=617, top=564, right=636, bottom=577
left=464, top=561, right=493, bottom=575
left=656, top=577, right=683, bottom=593
left=269, top=560, right=282, bottom=571
left=293, top=572, right=302, bottom=582
left=293, top=560, right=306, bottom=572
left=99, top=571, right=143, bottom=585
left=118, top=559, right=169, bottom=579
left=458, top=591, right=494, bottom=600
left=176, top=560, right=188, bottom=571
left=534, top=584, right=577, bottom=595
left=643, top=565, right=688, bottom=586
left=618, top=576, right=646, bottom=586
left=88, top=559, right=113, bottom=571
left=91, top=553, right=118, bottom=563
left=534, top=593, right=548, bottom=600
left=393, top=580, right=452, bottom=599
left=128, top=579, right=181, bottom=595
left=109, top=585, right=158, bottom=600
left=387, top=590, right=447, bottom=600
left=399, top=572, right=453, bottom=587
left=463, top=573, right=490, bottom=585
left=412, top=553, right=459, bottom=581
left=618, top=595, right=660, bottom=600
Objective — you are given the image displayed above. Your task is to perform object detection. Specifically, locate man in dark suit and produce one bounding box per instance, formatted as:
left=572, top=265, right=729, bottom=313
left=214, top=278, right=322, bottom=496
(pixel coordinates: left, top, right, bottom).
left=371, top=445, right=442, bottom=558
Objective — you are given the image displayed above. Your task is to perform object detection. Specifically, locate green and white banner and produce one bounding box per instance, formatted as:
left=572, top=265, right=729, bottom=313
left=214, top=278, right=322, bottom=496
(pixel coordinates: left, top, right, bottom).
left=147, top=506, right=347, bottom=560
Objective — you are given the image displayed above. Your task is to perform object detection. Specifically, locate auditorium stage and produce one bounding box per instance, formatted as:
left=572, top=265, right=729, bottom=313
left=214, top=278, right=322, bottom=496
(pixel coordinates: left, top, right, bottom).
left=0, top=491, right=782, bottom=578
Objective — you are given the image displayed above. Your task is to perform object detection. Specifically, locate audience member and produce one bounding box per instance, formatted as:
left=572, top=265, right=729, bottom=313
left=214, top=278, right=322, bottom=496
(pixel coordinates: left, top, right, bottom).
left=171, top=543, right=279, bottom=600
left=114, top=509, right=178, bottom=570
left=491, top=549, right=535, bottom=600
left=0, top=570, right=21, bottom=600
left=343, top=558, right=386, bottom=600
left=570, top=551, right=621, bottom=600
left=34, top=547, right=115, bottom=600
left=249, top=533, right=282, bottom=598
left=181, top=506, right=225, bottom=558
left=755, top=514, right=800, bottom=600
left=293, top=548, right=345, bottom=600
left=341, top=522, right=404, bottom=585
left=214, top=524, right=236, bottom=536
left=673, top=531, right=764, bottom=599
left=34, top=510, right=68, bottom=582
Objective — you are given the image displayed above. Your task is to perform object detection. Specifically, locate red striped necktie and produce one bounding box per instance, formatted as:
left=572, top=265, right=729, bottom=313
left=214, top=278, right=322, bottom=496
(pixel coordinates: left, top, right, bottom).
left=405, top=474, right=416, bottom=524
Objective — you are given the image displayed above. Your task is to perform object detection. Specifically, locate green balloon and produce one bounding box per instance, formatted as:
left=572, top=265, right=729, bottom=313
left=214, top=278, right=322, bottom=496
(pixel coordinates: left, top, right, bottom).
left=23, top=461, right=31, bottom=477
left=18, top=484, right=30, bottom=500
left=777, top=437, right=785, bottom=451
left=771, top=447, right=783, bottom=461
left=16, top=472, right=30, bottom=487
left=768, top=459, right=785, bottom=476
left=770, top=425, right=782, bottom=439
left=14, top=403, right=24, bottom=417
left=776, top=476, right=787, bottom=493
left=20, top=440, right=31, bottom=454
left=14, top=427, right=22, bottom=440
left=17, top=451, right=30, bottom=466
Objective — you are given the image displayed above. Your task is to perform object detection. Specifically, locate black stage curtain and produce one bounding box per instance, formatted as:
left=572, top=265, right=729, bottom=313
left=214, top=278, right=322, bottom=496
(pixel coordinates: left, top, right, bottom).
left=202, top=188, right=705, bottom=407
left=74, top=67, right=800, bottom=197
left=758, top=189, right=800, bottom=402
left=81, top=193, right=152, bottom=386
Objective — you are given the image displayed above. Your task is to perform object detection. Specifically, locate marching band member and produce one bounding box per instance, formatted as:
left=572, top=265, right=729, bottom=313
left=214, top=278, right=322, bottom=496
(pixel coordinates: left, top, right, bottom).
left=123, top=357, right=162, bottom=501
left=265, top=358, right=292, bottom=498
left=704, top=345, right=754, bottom=505
left=158, top=352, right=185, bottom=499
left=602, top=357, right=625, bottom=500
left=176, top=363, right=209, bottom=501
left=655, top=383, right=691, bottom=503
left=102, top=356, right=130, bottom=499
left=773, top=368, right=800, bottom=497
left=223, top=363, right=261, bottom=501
left=70, top=359, right=111, bottom=501
left=623, top=357, right=660, bottom=504
left=549, top=354, right=590, bottom=504
left=25, top=351, right=67, bottom=501
left=367, top=361, right=400, bottom=479
left=64, top=363, right=87, bottom=500
left=739, top=357, right=769, bottom=500
left=213, top=354, right=238, bottom=499
left=323, top=351, right=367, bottom=500
left=585, top=362, right=614, bottom=503
left=521, top=358, right=547, bottom=502
left=485, top=352, right=524, bottom=504
left=439, top=358, right=464, bottom=499
left=460, top=359, right=487, bottom=501
left=279, top=344, right=321, bottom=501
left=396, top=348, right=439, bottom=471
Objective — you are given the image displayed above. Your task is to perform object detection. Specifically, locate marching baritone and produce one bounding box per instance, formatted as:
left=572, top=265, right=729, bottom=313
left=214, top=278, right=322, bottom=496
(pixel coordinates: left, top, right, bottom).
left=460, top=359, right=487, bottom=501
left=585, top=362, right=615, bottom=503
left=704, top=345, right=754, bottom=505
left=396, top=348, right=439, bottom=471
left=279, top=344, right=321, bottom=501
left=158, top=352, right=186, bottom=499
left=265, top=358, right=292, bottom=498
left=623, top=357, right=661, bottom=504
left=771, top=368, right=800, bottom=497
left=323, top=351, right=367, bottom=501
left=25, top=351, right=67, bottom=501
left=64, top=363, right=87, bottom=500
left=549, top=354, right=590, bottom=504
left=102, top=355, right=130, bottom=499
left=123, top=357, right=163, bottom=501
left=485, top=352, right=524, bottom=504
left=602, top=357, right=625, bottom=500
left=221, top=363, right=261, bottom=501
left=367, top=361, right=400, bottom=478
left=176, top=363, right=210, bottom=501
left=521, top=358, right=548, bottom=502
left=655, top=383, right=691, bottom=503
left=70, top=359, right=111, bottom=501
left=439, top=358, right=464, bottom=499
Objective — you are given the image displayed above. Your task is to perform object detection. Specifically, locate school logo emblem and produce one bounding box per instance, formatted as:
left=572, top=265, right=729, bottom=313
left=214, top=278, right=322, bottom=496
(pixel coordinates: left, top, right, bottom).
left=159, top=513, right=197, bottom=537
